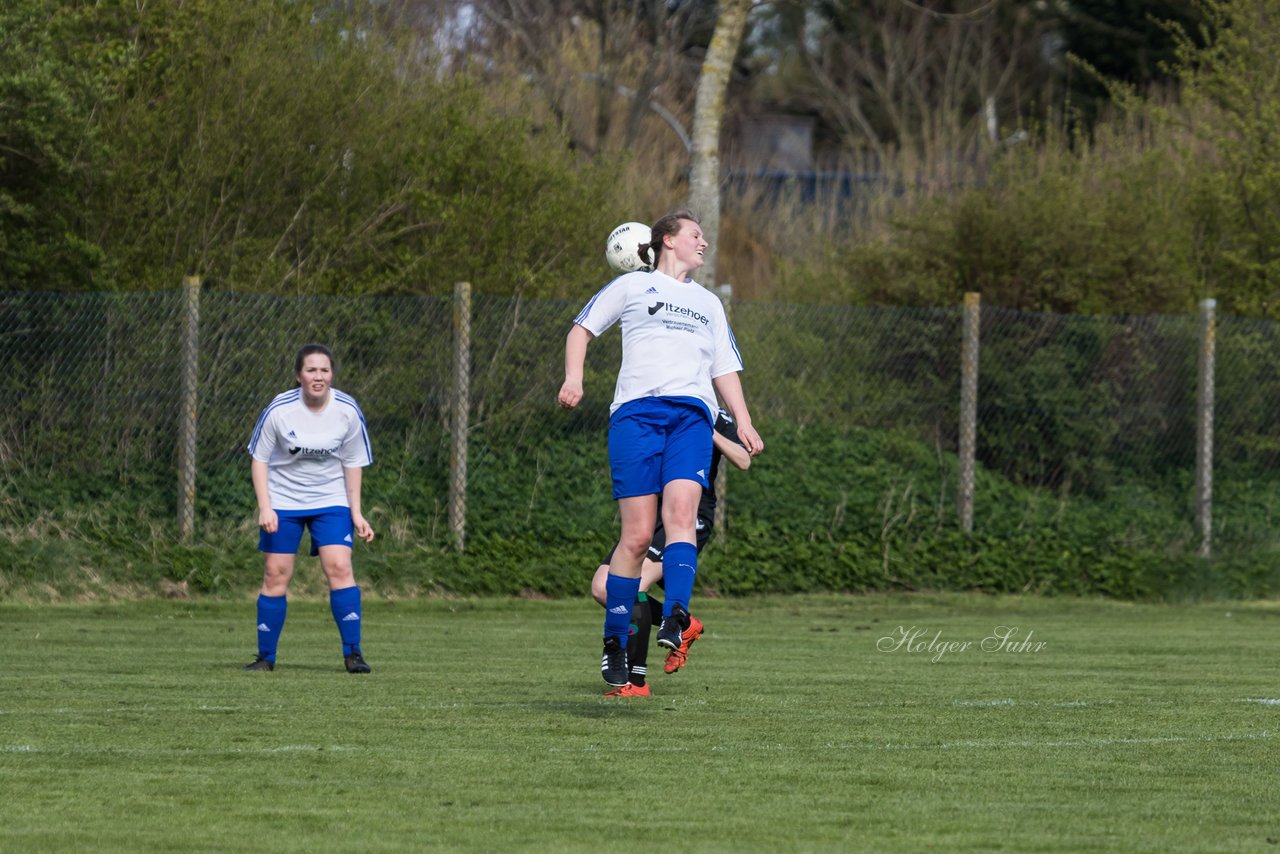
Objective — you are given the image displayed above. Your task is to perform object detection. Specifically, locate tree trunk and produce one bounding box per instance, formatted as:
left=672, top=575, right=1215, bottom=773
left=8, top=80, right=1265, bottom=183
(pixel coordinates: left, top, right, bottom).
left=687, top=0, right=750, bottom=290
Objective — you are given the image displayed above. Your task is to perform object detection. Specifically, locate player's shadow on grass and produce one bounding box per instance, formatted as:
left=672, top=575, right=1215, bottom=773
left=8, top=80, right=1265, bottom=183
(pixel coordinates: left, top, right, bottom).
left=559, top=695, right=678, bottom=718
left=230, top=662, right=351, bottom=673
left=470, top=695, right=671, bottom=717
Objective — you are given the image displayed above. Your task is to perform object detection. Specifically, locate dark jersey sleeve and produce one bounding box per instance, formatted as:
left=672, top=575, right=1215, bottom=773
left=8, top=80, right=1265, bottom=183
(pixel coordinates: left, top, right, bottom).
left=700, top=409, right=745, bottom=520
left=715, top=409, right=742, bottom=447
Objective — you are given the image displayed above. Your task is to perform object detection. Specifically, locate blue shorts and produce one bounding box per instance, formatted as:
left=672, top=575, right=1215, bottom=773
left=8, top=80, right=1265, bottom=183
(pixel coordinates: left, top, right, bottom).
left=608, top=397, right=713, bottom=499
left=259, top=506, right=353, bottom=555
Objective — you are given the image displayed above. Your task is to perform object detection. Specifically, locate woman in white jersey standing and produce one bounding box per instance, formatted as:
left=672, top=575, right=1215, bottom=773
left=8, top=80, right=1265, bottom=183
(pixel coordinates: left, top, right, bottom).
left=558, top=209, right=764, bottom=691
left=244, top=343, right=376, bottom=674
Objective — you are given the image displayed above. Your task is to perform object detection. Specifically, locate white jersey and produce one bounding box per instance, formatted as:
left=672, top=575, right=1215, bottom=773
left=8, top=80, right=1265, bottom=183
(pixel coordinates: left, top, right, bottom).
left=574, top=270, right=743, bottom=419
left=247, top=388, right=373, bottom=511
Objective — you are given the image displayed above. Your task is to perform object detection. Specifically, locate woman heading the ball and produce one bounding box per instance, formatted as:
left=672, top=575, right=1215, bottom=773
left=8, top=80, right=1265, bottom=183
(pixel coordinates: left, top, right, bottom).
left=558, top=209, right=764, bottom=691
left=244, top=343, right=375, bottom=674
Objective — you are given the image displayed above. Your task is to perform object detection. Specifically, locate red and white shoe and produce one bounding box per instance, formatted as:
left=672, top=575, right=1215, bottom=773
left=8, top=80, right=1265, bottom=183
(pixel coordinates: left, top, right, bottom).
left=663, top=615, right=704, bottom=674
left=604, top=681, right=652, bottom=698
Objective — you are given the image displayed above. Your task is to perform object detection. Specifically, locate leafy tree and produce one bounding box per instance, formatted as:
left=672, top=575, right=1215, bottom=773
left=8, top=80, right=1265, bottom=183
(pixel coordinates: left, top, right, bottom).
left=1165, top=0, right=1280, bottom=318
left=0, top=0, right=109, bottom=288
left=446, top=0, right=713, bottom=156
left=743, top=1, right=1054, bottom=162
left=0, top=1, right=631, bottom=296
left=1055, top=1, right=1204, bottom=125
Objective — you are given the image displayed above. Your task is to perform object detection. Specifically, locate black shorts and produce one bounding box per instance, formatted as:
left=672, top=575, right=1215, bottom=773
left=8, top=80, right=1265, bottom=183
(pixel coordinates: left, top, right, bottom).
left=602, top=515, right=714, bottom=566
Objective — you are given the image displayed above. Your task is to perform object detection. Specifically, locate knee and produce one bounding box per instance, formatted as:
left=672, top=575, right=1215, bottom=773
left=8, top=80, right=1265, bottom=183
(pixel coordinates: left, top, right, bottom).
left=262, top=558, right=293, bottom=596
left=661, top=494, right=698, bottom=527
left=616, top=532, right=651, bottom=561
left=321, top=552, right=355, bottom=587
left=324, top=564, right=355, bottom=589
left=590, top=566, right=608, bottom=606
left=661, top=509, right=696, bottom=539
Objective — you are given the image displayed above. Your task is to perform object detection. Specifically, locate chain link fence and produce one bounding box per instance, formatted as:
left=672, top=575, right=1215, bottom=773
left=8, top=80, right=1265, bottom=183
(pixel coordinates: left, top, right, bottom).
left=3, top=285, right=1278, bottom=576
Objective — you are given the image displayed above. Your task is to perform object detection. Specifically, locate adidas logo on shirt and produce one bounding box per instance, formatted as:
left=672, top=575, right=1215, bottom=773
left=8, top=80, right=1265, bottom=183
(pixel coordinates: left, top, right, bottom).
left=645, top=286, right=659, bottom=294
left=341, top=612, right=360, bottom=622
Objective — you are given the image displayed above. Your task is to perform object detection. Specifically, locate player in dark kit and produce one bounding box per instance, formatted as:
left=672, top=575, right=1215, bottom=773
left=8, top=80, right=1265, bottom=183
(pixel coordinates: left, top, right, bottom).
left=590, top=409, right=751, bottom=696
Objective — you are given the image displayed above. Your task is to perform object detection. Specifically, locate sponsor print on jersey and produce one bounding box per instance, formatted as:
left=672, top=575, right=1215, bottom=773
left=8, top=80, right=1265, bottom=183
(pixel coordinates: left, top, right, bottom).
left=646, top=301, right=710, bottom=325
left=646, top=300, right=712, bottom=336
left=286, top=445, right=336, bottom=457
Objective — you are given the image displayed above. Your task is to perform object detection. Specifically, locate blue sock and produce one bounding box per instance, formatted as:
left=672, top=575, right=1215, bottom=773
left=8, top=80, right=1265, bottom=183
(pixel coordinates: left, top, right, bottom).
left=256, top=594, right=287, bottom=662
left=329, top=586, right=362, bottom=656
left=662, top=542, right=698, bottom=617
left=603, top=574, right=640, bottom=648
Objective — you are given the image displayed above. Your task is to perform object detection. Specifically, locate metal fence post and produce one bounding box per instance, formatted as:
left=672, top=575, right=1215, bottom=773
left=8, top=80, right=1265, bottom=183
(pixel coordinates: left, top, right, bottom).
left=1196, top=298, right=1216, bottom=558
left=449, top=281, right=472, bottom=552
left=714, top=283, right=733, bottom=542
left=958, top=292, right=980, bottom=532
left=177, top=276, right=200, bottom=541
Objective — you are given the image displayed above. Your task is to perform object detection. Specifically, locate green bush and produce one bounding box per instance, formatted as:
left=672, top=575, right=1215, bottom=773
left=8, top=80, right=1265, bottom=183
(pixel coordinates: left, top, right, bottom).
left=5, top=419, right=1278, bottom=602
left=784, top=129, right=1206, bottom=315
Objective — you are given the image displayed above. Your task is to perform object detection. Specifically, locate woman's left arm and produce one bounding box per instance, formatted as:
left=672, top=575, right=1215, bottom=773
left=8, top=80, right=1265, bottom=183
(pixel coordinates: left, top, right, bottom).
left=712, top=372, right=764, bottom=456
left=343, top=466, right=375, bottom=543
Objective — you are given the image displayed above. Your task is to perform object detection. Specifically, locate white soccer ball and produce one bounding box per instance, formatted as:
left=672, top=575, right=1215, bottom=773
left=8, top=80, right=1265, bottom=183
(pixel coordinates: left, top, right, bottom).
left=605, top=221, right=652, bottom=273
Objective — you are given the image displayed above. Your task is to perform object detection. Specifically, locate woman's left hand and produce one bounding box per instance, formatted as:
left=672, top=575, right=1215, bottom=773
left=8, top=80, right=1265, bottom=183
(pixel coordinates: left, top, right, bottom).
left=557, top=379, right=583, bottom=409
left=352, top=513, right=375, bottom=543
left=738, top=424, right=765, bottom=456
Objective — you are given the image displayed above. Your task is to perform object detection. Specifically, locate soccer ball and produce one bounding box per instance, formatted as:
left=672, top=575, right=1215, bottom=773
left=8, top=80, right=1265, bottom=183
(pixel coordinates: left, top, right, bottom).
left=605, top=221, right=652, bottom=273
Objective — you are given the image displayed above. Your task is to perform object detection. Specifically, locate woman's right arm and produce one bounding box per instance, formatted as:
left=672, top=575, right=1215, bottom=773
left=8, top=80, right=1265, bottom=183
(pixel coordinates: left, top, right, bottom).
left=252, top=459, right=278, bottom=533
left=557, top=324, right=595, bottom=409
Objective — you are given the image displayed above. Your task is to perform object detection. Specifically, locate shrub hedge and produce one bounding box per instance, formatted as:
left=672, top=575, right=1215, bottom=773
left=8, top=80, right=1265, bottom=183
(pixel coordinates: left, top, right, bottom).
left=4, top=419, right=1277, bottom=602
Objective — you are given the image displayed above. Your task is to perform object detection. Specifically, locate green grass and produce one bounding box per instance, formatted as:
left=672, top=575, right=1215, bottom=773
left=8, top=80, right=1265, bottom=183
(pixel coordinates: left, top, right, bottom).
left=2, top=594, right=1278, bottom=852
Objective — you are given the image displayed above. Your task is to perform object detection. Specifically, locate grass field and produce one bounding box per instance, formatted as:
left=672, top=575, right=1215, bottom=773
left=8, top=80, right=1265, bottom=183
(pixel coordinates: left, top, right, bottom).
left=2, top=593, right=1278, bottom=852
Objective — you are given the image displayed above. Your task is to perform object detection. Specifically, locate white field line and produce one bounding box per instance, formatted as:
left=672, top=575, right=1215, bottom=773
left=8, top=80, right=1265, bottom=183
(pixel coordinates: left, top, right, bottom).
left=3, top=730, right=1272, bottom=756
left=1, top=744, right=360, bottom=754
left=876, top=730, right=1274, bottom=751
left=0, top=703, right=433, bottom=715
left=553, top=730, right=1277, bottom=754
left=954, top=699, right=1015, bottom=706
